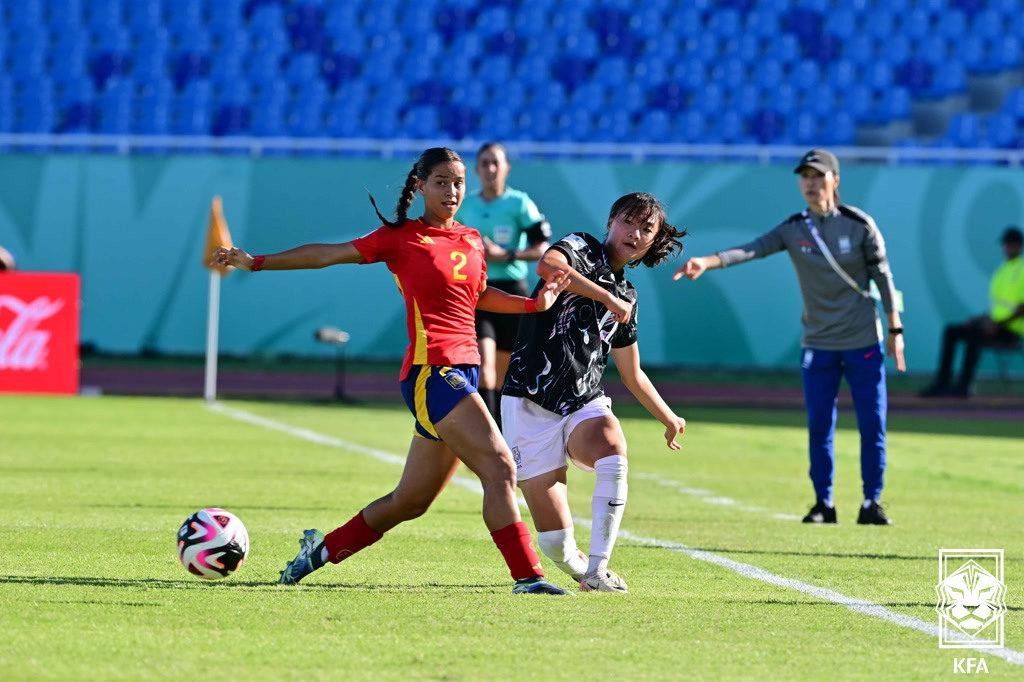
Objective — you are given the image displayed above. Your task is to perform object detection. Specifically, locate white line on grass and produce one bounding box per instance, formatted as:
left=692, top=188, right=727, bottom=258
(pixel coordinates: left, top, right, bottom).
left=207, top=401, right=1024, bottom=667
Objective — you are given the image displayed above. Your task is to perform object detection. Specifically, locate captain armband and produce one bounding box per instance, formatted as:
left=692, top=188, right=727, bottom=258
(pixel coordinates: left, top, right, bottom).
left=525, top=220, right=552, bottom=245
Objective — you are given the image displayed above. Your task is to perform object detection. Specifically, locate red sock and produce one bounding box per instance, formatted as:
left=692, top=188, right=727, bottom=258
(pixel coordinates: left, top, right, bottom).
left=491, top=521, right=544, bottom=581
left=323, top=510, right=383, bottom=564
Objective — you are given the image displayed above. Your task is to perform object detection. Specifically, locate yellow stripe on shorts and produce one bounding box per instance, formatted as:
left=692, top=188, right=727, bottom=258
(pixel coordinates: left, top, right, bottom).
left=414, top=365, right=439, bottom=439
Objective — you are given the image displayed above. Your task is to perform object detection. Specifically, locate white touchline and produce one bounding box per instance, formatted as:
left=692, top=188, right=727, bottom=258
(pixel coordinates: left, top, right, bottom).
left=208, top=402, right=1024, bottom=667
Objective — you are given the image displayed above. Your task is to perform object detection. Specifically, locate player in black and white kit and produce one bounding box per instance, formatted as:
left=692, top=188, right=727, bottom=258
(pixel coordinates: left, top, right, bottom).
left=502, top=192, right=688, bottom=592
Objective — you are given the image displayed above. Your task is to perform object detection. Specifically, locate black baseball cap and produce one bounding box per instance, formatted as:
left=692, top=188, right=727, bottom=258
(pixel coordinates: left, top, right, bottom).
left=1001, top=226, right=1023, bottom=244
left=794, top=148, right=840, bottom=175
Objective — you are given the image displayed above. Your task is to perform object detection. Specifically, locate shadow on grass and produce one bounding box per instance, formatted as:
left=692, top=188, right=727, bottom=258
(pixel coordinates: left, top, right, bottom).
left=34, top=598, right=164, bottom=607
left=80, top=504, right=484, bottom=520
left=727, top=598, right=1023, bottom=612
left=0, top=574, right=506, bottom=593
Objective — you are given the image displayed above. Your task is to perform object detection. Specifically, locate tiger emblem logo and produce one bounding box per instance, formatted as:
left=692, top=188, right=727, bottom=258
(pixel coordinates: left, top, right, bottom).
left=936, top=556, right=1007, bottom=646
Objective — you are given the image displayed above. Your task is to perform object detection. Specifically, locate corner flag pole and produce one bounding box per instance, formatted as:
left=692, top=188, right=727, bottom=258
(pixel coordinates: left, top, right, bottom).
left=204, top=270, right=221, bottom=401
left=202, top=196, right=234, bottom=402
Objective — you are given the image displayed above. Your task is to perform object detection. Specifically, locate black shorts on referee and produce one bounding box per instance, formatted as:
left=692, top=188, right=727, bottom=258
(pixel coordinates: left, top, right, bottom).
left=476, top=279, right=529, bottom=352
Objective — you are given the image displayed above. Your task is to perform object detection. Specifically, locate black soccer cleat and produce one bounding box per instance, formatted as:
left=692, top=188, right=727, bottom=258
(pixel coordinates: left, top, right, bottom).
left=801, top=501, right=837, bottom=524
left=512, top=577, right=568, bottom=595
left=857, top=501, right=892, bottom=525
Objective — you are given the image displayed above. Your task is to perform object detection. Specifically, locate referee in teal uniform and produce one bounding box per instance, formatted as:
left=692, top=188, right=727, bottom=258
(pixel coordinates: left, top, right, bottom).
left=457, top=142, right=551, bottom=423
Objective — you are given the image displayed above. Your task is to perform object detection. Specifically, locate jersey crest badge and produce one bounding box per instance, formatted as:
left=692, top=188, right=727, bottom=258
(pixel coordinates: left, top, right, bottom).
left=439, top=367, right=468, bottom=390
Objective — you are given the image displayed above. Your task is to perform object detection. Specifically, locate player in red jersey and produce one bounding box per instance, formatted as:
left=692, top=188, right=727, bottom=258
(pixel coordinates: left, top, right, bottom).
left=212, top=148, right=568, bottom=594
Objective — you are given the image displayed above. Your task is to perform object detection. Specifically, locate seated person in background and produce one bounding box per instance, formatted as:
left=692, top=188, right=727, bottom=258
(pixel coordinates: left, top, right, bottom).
left=921, top=226, right=1024, bottom=397
left=0, top=246, right=14, bottom=271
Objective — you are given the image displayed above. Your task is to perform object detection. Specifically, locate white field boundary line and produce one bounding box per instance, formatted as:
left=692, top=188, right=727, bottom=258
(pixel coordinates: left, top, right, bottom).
left=207, top=402, right=1024, bottom=666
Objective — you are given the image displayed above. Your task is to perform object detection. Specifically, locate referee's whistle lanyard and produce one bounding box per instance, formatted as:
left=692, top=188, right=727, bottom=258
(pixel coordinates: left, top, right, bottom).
left=801, top=210, right=873, bottom=301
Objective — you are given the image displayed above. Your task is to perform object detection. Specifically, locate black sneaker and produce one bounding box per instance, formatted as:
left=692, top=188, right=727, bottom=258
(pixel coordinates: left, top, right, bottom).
left=801, top=501, right=837, bottom=524
left=857, top=501, right=892, bottom=525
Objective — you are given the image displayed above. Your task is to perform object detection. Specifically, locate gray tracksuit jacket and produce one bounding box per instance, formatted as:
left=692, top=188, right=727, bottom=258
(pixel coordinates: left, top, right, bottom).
left=717, top=204, right=897, bottom=350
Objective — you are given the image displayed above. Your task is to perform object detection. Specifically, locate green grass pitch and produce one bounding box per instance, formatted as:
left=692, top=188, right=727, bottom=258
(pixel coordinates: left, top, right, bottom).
left=1, top=395, right=1022, bottom=679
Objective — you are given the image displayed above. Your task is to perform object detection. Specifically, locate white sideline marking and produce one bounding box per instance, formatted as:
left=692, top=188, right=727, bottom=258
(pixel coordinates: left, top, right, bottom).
left=208, top=402, right=1024, bottom=666
left=633, top=472, right=802, bottom=521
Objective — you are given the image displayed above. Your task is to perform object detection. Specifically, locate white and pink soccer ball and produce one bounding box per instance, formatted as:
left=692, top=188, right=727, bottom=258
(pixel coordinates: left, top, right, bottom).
left=177, top=507, right=249, bottom=580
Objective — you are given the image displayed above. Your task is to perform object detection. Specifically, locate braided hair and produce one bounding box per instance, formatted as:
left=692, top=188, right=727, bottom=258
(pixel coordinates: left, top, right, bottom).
left=606, top=192, right=686, bottom=268
left=369, top=147, right=465, bottom=228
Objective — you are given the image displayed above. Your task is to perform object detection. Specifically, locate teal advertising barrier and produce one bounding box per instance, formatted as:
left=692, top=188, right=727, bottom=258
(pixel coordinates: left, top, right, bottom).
left=0, top=153, right=1021, bottom=373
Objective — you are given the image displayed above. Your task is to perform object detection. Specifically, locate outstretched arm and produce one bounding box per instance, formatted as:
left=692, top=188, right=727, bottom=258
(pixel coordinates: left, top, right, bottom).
left=672, top=254, right=723, bottom=281
left=211, top=243, right=363, bottom=271
left=537, top=247, right=632, bottom=323
left=476, top=271, right=569, bottom=313
left=673, top=224, right=787, bottom=281
left=610, top=343, right=686, bottom=450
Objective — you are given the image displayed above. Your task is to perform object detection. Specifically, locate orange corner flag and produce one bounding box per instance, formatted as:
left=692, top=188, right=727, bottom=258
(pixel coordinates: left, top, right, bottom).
left=203, top=196, right=235, bottom=275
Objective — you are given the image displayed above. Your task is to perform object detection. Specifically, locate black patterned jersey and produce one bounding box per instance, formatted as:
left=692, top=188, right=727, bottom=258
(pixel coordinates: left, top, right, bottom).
left=503, top=232, right=638, bottom=415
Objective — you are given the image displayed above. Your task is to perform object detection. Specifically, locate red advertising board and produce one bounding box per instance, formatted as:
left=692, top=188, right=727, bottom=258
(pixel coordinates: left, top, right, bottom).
left=0, top=272, right=80, bottom=395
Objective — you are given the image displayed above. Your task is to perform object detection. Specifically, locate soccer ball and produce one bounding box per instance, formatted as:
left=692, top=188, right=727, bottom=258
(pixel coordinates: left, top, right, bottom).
left=177, top=507, right=249, bottom=580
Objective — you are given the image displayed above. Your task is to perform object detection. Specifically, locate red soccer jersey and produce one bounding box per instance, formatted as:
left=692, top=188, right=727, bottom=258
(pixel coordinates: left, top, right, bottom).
left=352, top=219, right=488, bottom=380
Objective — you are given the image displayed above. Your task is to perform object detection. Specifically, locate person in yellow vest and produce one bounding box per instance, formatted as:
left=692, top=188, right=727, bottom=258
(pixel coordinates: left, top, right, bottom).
left=921, top=226, right=1024, bottom=397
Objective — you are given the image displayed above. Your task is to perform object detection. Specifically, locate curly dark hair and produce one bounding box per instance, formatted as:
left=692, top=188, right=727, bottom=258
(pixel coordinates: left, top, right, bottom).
left=607, top=192, right=686, bottom=268
left=368, top=147, right=465, bottom=228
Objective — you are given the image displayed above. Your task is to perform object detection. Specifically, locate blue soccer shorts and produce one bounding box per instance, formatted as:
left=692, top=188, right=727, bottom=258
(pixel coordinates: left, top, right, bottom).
left=399, top=365, right=480, bottom=441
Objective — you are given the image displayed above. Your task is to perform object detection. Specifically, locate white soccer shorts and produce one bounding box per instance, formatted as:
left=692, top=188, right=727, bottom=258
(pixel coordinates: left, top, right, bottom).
left=501, top=395, right=614, bottom=481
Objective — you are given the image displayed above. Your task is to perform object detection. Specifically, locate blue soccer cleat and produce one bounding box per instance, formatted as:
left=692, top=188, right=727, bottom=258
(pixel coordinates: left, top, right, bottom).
left=278, top=529, right=324, bottom=585
left=512, top=577, right=568, bottom=595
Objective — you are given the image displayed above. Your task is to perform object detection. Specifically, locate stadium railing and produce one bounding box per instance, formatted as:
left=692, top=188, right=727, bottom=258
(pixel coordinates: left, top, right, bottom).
left=0, top=133, right=1022, bottom=165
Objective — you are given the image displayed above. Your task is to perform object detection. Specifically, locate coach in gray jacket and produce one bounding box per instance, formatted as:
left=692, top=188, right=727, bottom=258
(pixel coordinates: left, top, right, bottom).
left=674, top=149, right=905, bottom=526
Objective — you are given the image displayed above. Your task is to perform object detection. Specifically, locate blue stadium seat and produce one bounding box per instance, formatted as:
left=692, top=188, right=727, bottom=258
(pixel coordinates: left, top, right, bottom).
left=731, top=84, right=761, bottom=116
left=882, top=87, right=912, bottom=120
left=592, top=109, right=630, bottom=142
left=97, top=78, right=133, bottom=133
left=828, top=60, right=857, bottom=90
left=1002, top=88, right=1024, bottom=117
left=325, top=99, right=360, bottom=138
left=928, top=63, right=966, bottom=98
left=287, top=97, right=324, bottom=138
left=695, top=83, right=725, bottom=117
left=845, top=34, right=874, bottom=65
left=972, top=9, right=1005, bottom=40
left=250, top=99, right=285, bottom=136
left=986, top=112, right=1017, bottom=148
left=947, top=113, right=981, bottom=147
left=715, top=110, right=746, bottom=143
left=772, top=84, right=798, bottom=116
left=879, top=34, right=911, bottom=66
left=674, top=110, right=704, bottom=143
left=440, top=104, right=478, bottom=139
left=823, top=112, right=856, bottom=145
left=987, top=36, right=1022, bottom=72
left=823, top=9, right=857, bottom=40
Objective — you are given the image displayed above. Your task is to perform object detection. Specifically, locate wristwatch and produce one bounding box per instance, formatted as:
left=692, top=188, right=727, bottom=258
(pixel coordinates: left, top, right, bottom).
left=888, top=327, right=903, bottom=335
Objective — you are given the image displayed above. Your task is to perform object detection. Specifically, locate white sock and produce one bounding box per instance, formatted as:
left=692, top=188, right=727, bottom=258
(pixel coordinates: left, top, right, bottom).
left=588, top=454, right=628, bottom=576
left=537, top=528, right=588, bottom=581
left=862, top=499, right=874, bottom=509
